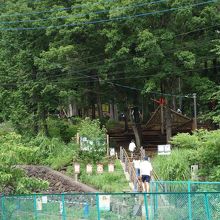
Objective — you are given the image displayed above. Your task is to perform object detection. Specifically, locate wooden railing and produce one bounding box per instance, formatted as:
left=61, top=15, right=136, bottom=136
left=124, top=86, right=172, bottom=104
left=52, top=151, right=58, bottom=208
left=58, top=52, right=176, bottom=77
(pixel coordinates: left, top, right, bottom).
left=120, top=147, right=142, bottom=191
left=120, top=146, right=163, bottom=192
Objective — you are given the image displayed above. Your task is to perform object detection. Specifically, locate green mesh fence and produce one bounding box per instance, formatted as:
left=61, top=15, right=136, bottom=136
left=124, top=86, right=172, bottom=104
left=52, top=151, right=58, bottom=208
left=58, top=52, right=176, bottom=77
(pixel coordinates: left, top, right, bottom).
left=0, top=181, right=220, bottom=220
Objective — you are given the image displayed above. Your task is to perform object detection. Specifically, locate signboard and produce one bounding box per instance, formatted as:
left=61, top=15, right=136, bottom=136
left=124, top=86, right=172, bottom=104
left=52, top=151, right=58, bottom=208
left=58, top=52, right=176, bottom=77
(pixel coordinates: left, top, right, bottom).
left=42, top=196, right=48, bottom=204
left=97, top=164, right=103, bottom=174
left=158, top=144, right=171, bottom=155
left=99, top=195, right=111, bottom=211
left=108, top=163, right=114, bottom=173
left=74, top=163, right=80, bottom=174
left=60, top=201, right=64, bottom=214
left=109, top=148, right=115, bottom=156
left=37, top=198, right=42, bottom=211
left=86, top=164, right=93, bottom=174
left=102, top=104, right=109, bottom=112
left=80, top=136, right=106, bottom=152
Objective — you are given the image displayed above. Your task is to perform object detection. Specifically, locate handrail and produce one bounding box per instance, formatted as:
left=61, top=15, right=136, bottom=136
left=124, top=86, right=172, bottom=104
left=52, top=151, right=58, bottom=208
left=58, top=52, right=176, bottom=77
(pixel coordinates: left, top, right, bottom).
left=120, top=147, right=142, bottom=191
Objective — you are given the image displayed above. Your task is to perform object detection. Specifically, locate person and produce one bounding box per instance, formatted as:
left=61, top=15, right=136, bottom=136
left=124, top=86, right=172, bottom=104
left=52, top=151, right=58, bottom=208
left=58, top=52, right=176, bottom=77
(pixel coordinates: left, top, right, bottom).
left=133, top=156, right=140, bottom=177
left=140, top=156, right=153, bottom=193
left=128, top=139, right=136, bottom=159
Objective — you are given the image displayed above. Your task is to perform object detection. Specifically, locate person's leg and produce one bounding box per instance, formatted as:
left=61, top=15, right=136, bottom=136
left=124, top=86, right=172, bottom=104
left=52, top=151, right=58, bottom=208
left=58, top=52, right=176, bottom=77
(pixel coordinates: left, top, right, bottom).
left=144, top=181, right=147, bottom=192
left=146, top=182, right=150, bottom=193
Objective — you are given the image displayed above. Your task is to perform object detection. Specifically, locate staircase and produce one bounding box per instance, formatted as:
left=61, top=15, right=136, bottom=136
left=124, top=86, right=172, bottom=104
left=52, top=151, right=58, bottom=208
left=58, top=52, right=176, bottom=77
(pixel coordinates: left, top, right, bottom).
left=119, top=147, right=142, bottom=192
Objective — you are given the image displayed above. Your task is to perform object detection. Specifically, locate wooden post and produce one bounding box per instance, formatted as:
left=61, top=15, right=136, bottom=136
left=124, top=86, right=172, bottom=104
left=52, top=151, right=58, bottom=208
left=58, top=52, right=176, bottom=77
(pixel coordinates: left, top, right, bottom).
left=76, top=133, right=80, bottom=144
left=106, top=134, right=109, bottom=156
left=161, top=105, right=164, bottom=135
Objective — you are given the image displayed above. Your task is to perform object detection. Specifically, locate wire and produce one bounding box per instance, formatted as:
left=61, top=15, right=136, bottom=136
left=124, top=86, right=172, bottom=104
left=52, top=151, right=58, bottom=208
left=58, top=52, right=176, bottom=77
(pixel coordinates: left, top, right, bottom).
left=0, top=0, right=117, bottom=18
left=0, top=0, right=168, bottom=25
left=0, top=0, right=216, bottom=31
left=1, top=64, right=219, bottom=88
left=33, top=37, right=219, bottom=80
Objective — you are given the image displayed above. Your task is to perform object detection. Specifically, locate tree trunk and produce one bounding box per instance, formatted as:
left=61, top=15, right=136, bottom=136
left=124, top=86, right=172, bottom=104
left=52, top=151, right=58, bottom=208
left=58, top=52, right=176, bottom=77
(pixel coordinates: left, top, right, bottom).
left=132, top=124, right=142, bottom=149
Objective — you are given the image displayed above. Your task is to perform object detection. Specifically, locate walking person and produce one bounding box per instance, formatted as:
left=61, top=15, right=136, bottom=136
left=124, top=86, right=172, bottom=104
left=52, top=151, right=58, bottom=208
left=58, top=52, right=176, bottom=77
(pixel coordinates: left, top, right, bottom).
left=128, top=139, right=136, bottom=159
left=133, top=156, right=141, bottom=177
left=140, top=156, right=153, bottom=193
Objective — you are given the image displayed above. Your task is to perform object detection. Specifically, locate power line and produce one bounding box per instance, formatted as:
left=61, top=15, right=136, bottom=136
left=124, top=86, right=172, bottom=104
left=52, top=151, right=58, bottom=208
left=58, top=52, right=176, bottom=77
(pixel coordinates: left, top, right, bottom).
left=0, top=0, right=216, bottom=31
left=33, top=37, right=219, bottom=80
left=0, top=0, right=117, bottom=18
left=0, top=0, right=168, bottom=25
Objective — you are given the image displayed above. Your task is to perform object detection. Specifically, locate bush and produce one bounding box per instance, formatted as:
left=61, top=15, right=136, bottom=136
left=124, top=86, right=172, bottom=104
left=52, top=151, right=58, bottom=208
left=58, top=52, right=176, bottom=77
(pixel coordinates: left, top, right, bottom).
left=105, top=119, right=121, bottom=130
left=152, top=149, right=192, bottom=181
left=28, top=134, right=80, bottom=169
left=47, top=117, right=78, bottom=142
left=169, top=129, right=220, bottom=181
left=78, top=118, right=107, bottom=163
left=170, top=133, right=199, bottom=149
left=0, top=132, right=49, bottom=194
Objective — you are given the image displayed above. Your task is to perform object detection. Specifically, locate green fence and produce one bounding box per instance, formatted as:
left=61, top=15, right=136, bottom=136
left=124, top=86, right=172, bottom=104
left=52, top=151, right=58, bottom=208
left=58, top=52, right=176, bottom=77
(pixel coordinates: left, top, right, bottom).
left=1, top=181, right=220, bottom=220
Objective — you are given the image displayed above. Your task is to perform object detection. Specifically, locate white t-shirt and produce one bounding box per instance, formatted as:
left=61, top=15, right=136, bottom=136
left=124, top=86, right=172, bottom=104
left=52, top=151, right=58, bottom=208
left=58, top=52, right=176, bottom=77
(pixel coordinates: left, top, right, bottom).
left=129, top=142, right=136, bottom=152
left=140, top=161, right=153, bottom=176
left=133, top=160, right=140, bottom=169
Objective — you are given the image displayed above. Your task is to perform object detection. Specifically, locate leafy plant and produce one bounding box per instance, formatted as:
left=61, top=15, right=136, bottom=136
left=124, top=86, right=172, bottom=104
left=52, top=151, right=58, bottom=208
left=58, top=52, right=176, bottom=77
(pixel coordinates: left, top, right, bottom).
left=78, top=118, right=107, bottom=163
left=0, top=132, right=49, bottom=194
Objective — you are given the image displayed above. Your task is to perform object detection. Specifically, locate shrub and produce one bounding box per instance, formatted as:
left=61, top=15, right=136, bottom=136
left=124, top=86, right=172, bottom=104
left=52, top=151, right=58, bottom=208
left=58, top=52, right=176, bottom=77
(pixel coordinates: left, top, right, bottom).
left=47, top=117, right=78, bottom=142
left=152, top=149, right=192, bottom=181
left=78, top=118, right=107, bottom=163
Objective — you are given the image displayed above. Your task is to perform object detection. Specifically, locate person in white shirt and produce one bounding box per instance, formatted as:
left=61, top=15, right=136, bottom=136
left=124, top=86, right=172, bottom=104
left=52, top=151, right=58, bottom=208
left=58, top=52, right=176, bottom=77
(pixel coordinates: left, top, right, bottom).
left=140, top=156, right=153, bottom=193
left=128, top=139, right=136, bottom=159
left=133, top=157, right=141, bottom=177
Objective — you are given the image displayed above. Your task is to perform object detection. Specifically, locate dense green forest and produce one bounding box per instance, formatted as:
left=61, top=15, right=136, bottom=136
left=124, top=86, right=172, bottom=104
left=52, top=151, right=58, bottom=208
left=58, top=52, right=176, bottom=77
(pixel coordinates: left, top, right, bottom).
left=0, top=0, right=219, bottom=134
left=0, top=0, right=220, bottom=193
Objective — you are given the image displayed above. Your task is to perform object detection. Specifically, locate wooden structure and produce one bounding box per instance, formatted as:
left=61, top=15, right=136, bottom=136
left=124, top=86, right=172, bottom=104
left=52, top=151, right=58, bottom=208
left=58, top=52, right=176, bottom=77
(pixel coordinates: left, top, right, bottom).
left=108, top=105, right=194, bottom=152
left=145, top=105, right=193, bottom=135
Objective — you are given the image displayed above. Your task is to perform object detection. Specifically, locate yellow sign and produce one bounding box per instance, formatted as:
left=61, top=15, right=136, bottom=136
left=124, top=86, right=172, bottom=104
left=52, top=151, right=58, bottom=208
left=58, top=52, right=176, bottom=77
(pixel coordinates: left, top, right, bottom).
left=102, top=104, right=109, bottom=112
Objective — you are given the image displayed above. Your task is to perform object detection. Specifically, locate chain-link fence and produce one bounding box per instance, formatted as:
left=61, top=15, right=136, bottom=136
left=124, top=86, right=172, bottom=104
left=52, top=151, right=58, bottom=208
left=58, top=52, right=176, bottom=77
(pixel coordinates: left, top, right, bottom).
left=0, top=189, right=220, bottom=219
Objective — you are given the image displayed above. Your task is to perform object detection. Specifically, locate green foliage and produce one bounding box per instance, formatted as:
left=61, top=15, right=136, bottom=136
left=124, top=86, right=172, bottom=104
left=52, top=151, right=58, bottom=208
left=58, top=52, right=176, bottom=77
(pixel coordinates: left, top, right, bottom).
left=169, top=130, right=220, bottom=181
left=152, top=149, right=191, bottom=181
left=47, top=117, right=78, bottom=143
left=0, top=0, right=219, bottom=134
left=105, top=119, right=121, bottom=130
left=79, top=160, right=129, bottom=192
left=0, top=132, right=49, bottom=194
left=170, top=132, right=199, bottom=149
left=28, top=134, right=79, bottom=169
left=78, top=118, right=107, bottom=163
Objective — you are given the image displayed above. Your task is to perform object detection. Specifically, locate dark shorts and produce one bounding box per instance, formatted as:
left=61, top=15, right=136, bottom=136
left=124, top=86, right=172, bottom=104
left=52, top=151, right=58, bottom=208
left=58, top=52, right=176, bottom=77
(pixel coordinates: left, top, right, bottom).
left=142, top=175, right=151, bottom=183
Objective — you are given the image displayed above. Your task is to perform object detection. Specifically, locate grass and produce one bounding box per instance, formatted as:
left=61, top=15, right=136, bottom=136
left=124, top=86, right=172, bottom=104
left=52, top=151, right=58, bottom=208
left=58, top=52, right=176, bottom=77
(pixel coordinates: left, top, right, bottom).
left=79, top=159, right=130, bottom=192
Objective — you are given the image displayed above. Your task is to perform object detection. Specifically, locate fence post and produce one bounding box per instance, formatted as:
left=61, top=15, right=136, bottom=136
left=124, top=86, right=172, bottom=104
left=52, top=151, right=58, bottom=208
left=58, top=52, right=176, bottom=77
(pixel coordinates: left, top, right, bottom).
left=96, top=193, right=100, bottom=220
left=120, top=146, right=123, bottom=161
left=144, top=193, right=149, bottom=220
left=1, top=194, right=5, bottom=220
left=33, top=194, right=38, bottom=220
left=188, top=181, right=192, bottom=220
left=204, top=193, right=211, bottom=220
left=125, top=157, right=128, bottom=172
left=61, top=194, right=66, bottom=220
left=155, top=182, right=158, bottom=213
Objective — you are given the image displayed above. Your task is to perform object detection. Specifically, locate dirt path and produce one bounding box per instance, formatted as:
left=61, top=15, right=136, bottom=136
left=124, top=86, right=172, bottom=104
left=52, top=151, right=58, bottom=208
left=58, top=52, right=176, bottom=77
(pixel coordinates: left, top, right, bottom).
left=20, top=165, right=98, bottom=193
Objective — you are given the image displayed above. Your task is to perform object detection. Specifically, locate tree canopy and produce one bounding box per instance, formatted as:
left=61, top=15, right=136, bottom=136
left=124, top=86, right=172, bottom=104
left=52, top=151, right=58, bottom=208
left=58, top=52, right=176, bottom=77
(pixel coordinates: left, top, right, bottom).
left=0, top=0, right=219, bottom=133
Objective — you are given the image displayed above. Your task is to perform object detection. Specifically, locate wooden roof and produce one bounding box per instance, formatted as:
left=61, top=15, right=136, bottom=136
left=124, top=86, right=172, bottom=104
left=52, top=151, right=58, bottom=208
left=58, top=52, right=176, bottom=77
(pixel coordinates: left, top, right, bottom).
left=146, top=105, right=193, bottom=132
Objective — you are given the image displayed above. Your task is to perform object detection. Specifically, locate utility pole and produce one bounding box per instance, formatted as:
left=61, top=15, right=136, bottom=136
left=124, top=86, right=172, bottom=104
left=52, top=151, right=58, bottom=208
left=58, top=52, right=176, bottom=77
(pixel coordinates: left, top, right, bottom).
left=193, top=93, right=197, bottom=130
